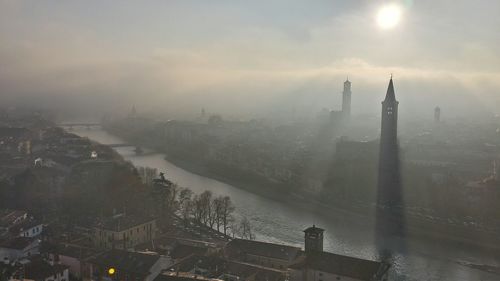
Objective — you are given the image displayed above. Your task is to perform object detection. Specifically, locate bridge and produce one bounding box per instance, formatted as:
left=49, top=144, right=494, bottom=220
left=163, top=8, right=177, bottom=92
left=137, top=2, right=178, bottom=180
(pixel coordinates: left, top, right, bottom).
left=108, top=143, right=134, bottom=148
left=58, top=122, right=102, bottom=129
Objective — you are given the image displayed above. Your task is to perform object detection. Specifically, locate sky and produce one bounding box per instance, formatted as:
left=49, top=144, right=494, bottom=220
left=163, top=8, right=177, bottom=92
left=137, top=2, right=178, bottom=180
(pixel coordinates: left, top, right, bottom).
left=0, top=0, right=499, bottom=120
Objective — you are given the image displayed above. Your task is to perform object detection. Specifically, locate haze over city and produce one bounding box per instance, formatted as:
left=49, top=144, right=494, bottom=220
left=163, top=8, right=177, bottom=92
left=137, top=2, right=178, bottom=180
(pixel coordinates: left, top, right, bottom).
left=1, top=0, right=499, bottom=119
left=1, top=1, right=500, bottom=281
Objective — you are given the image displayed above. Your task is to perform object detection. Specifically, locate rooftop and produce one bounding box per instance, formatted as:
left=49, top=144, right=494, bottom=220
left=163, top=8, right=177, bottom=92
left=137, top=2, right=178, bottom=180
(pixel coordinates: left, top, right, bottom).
left=303, top=225, right=324, bottom=234
left=89, top=249, right=161, bottom=276
left=0, top=209, right=27, bottom=227
left=289, top=251, right=387, bottom=281
left=0, top=236, right=37, bottom=250
left=225, top=239, right=301, bottom=261
left=96, top=213, right=156, bottom=232
left=24, top=258, right=68, bottom=280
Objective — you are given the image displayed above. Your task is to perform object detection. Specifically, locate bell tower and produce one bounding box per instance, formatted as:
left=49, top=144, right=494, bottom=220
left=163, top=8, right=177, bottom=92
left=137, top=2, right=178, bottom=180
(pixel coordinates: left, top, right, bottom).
left=342, top=77, right=352, bottom=119
left=304, top=225, right=324, bottom=253
left=377, top=76, right=401, bottom=206
left=434, top=106, right=441, bottom=123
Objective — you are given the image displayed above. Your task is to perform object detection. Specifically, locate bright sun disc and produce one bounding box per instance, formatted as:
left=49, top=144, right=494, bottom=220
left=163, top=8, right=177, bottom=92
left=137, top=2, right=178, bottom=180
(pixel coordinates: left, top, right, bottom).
left=376, top=4, right=402, bottom=29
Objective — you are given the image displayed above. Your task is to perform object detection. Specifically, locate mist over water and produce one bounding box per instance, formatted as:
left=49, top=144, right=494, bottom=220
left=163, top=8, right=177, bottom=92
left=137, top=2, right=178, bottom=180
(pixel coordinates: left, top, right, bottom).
left=73, top=127, right=500, bottom=281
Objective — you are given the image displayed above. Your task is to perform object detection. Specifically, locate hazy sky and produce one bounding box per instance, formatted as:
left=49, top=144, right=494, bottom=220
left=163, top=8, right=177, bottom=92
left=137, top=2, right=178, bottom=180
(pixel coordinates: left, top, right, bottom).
left=1, top=0, right=499, bottom=119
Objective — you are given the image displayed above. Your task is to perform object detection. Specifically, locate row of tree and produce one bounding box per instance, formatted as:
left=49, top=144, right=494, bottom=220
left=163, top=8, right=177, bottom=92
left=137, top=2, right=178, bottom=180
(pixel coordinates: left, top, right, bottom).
left=138, top=166, right=255, bottom=240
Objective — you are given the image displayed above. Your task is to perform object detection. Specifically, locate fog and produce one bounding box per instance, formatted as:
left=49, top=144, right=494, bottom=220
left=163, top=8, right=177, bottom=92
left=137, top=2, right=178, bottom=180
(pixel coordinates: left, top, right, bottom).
left=1, top=0, right=499, bottom=119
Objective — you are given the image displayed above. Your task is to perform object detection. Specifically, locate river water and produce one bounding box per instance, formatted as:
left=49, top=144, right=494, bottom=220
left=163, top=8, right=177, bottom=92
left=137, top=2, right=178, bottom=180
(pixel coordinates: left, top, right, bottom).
left=72, top=127, right=499, bottom=281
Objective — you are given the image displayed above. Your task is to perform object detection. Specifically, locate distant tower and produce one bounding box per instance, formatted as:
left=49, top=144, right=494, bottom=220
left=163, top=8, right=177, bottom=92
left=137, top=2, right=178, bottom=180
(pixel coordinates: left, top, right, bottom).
left=128, top=105, right=137, bottom=119
left=304, top=225, right=324, bottom=253
left=434, top=106, right=441, bottom=123
left=201, top=108, right=206, bottom=118
left=377, top=76, right=401, bottom=206
left=342, top=77, right=352, bottom=118
left=493, top=160, right=498, bottom=181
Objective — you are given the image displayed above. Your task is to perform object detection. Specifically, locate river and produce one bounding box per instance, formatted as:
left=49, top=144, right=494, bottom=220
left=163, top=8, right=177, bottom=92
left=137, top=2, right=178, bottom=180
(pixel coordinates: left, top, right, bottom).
left=72, top=127, right=499, bottom=281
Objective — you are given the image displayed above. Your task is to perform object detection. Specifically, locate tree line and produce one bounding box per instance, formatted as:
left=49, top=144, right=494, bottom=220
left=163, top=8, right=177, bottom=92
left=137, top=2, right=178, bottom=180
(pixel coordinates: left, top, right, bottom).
left=137, top=166, right=255, bottom=240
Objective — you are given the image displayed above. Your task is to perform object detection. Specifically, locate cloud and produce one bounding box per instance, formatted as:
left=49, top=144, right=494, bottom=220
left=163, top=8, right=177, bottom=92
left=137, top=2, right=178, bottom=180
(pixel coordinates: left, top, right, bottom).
left=0, top=0, right=499, bottom=118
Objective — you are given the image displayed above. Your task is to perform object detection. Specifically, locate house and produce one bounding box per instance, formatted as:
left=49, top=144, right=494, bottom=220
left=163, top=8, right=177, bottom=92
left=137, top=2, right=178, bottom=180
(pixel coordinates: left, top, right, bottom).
left=0, top=237, right=40, bottom=264
left=88, top=249, right=172, bottom=281
left=92, top=214, right=157, bottom=250
left=45, top=243, right=102, bottom=281
left=10, top=219, right=44, bottom=238
left=0, top=210, right=28, bottom=237
left=224, top=239, right=301, bottom=270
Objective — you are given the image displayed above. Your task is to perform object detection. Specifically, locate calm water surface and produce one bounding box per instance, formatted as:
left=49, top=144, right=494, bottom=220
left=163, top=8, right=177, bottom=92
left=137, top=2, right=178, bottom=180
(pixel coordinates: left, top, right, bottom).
left=73, top=127, right=499, bottom=281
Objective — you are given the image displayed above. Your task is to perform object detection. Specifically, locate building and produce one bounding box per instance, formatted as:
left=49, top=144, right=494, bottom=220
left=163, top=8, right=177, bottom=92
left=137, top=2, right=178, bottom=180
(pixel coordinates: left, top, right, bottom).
left=377, top=77, right=402, bottom=206
left=342, top=78, right=352, bottom=119
left=0, top=210, right=28, bottom=237
left=45, top=243, right=102, bottom=281
left=92, top=214, right=157, bottom=250
left=224, top=239, right=301, bottom=270
left=289, top=252, right=389, bottom=281
left=434, top=106, right=441, bottom=123
left=0, top=237, right=40, bottom=264
left=10, top=219, right=44, bottom=238
left=289, top=226, right=390, bottom=281
left=88, top=249, right=171, bottom=281
left=304, top=226, right=324, bottom=253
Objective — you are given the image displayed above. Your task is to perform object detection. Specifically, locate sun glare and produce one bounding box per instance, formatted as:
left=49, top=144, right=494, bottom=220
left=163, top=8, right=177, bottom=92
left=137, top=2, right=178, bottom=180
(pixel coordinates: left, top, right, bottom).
left=376, top=4, right=402, bottom=29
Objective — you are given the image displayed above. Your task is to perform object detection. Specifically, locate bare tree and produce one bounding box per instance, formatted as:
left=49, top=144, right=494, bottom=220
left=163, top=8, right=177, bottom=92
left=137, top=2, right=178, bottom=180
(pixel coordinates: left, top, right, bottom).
left=213, top=196, right=224, bottom=232
left=177, top=187, right=194, bottom=226
left=199, top=190, right=213, bottom=226
left=221, top=196, right=235, bottom=236
left=165, top=183, right=180, bottom=212
left=239, top=216, right=255, bottom=240
left=179, top=188, right=193, bottom=206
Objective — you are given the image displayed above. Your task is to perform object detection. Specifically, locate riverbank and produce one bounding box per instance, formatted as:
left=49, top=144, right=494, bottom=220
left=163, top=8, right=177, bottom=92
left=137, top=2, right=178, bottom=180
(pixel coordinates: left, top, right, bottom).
left=74, top=126, right=500, bottom=280
left=160, top=148, right=500, bottom=253
left=104, top=128, right=500, bottom=256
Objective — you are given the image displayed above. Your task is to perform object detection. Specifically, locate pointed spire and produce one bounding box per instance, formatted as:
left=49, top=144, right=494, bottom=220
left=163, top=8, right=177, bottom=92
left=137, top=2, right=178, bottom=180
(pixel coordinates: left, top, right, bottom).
left=384, top=76, right=396, bottom=102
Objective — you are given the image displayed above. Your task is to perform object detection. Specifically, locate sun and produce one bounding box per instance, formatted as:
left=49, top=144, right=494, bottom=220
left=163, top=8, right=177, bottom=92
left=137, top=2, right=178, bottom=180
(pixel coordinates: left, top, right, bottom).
left=376, top=4, right=402, bottom=29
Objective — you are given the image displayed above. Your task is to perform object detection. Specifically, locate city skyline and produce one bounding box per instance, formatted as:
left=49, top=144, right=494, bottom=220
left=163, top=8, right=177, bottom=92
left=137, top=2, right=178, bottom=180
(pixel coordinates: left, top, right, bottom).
left=0, top=1, right=499, bottom=118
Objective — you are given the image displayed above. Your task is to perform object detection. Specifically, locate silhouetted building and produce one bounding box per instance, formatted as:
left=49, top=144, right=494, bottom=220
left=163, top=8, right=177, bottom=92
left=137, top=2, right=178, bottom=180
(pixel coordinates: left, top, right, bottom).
left=342, top=78, right=352, bottom=119
left=377, top=77, right=401, bottom=206
left=303, top=225, right=324, bottom=253
left=92, top=214, right=156, bottom=250
left=434, top=106, right=441, bottom=123
left=290, top=225, right=390, bottom=281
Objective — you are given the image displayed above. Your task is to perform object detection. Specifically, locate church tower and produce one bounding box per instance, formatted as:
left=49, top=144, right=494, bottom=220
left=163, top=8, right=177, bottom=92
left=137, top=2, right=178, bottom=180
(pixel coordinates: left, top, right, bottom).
left=434, top=106, right=441, bottom=123
left=342, top=78, right=352, bottom=118
left=377, top=76, right=401, bottom=206
left=304, top=225, right=324, bottom=253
